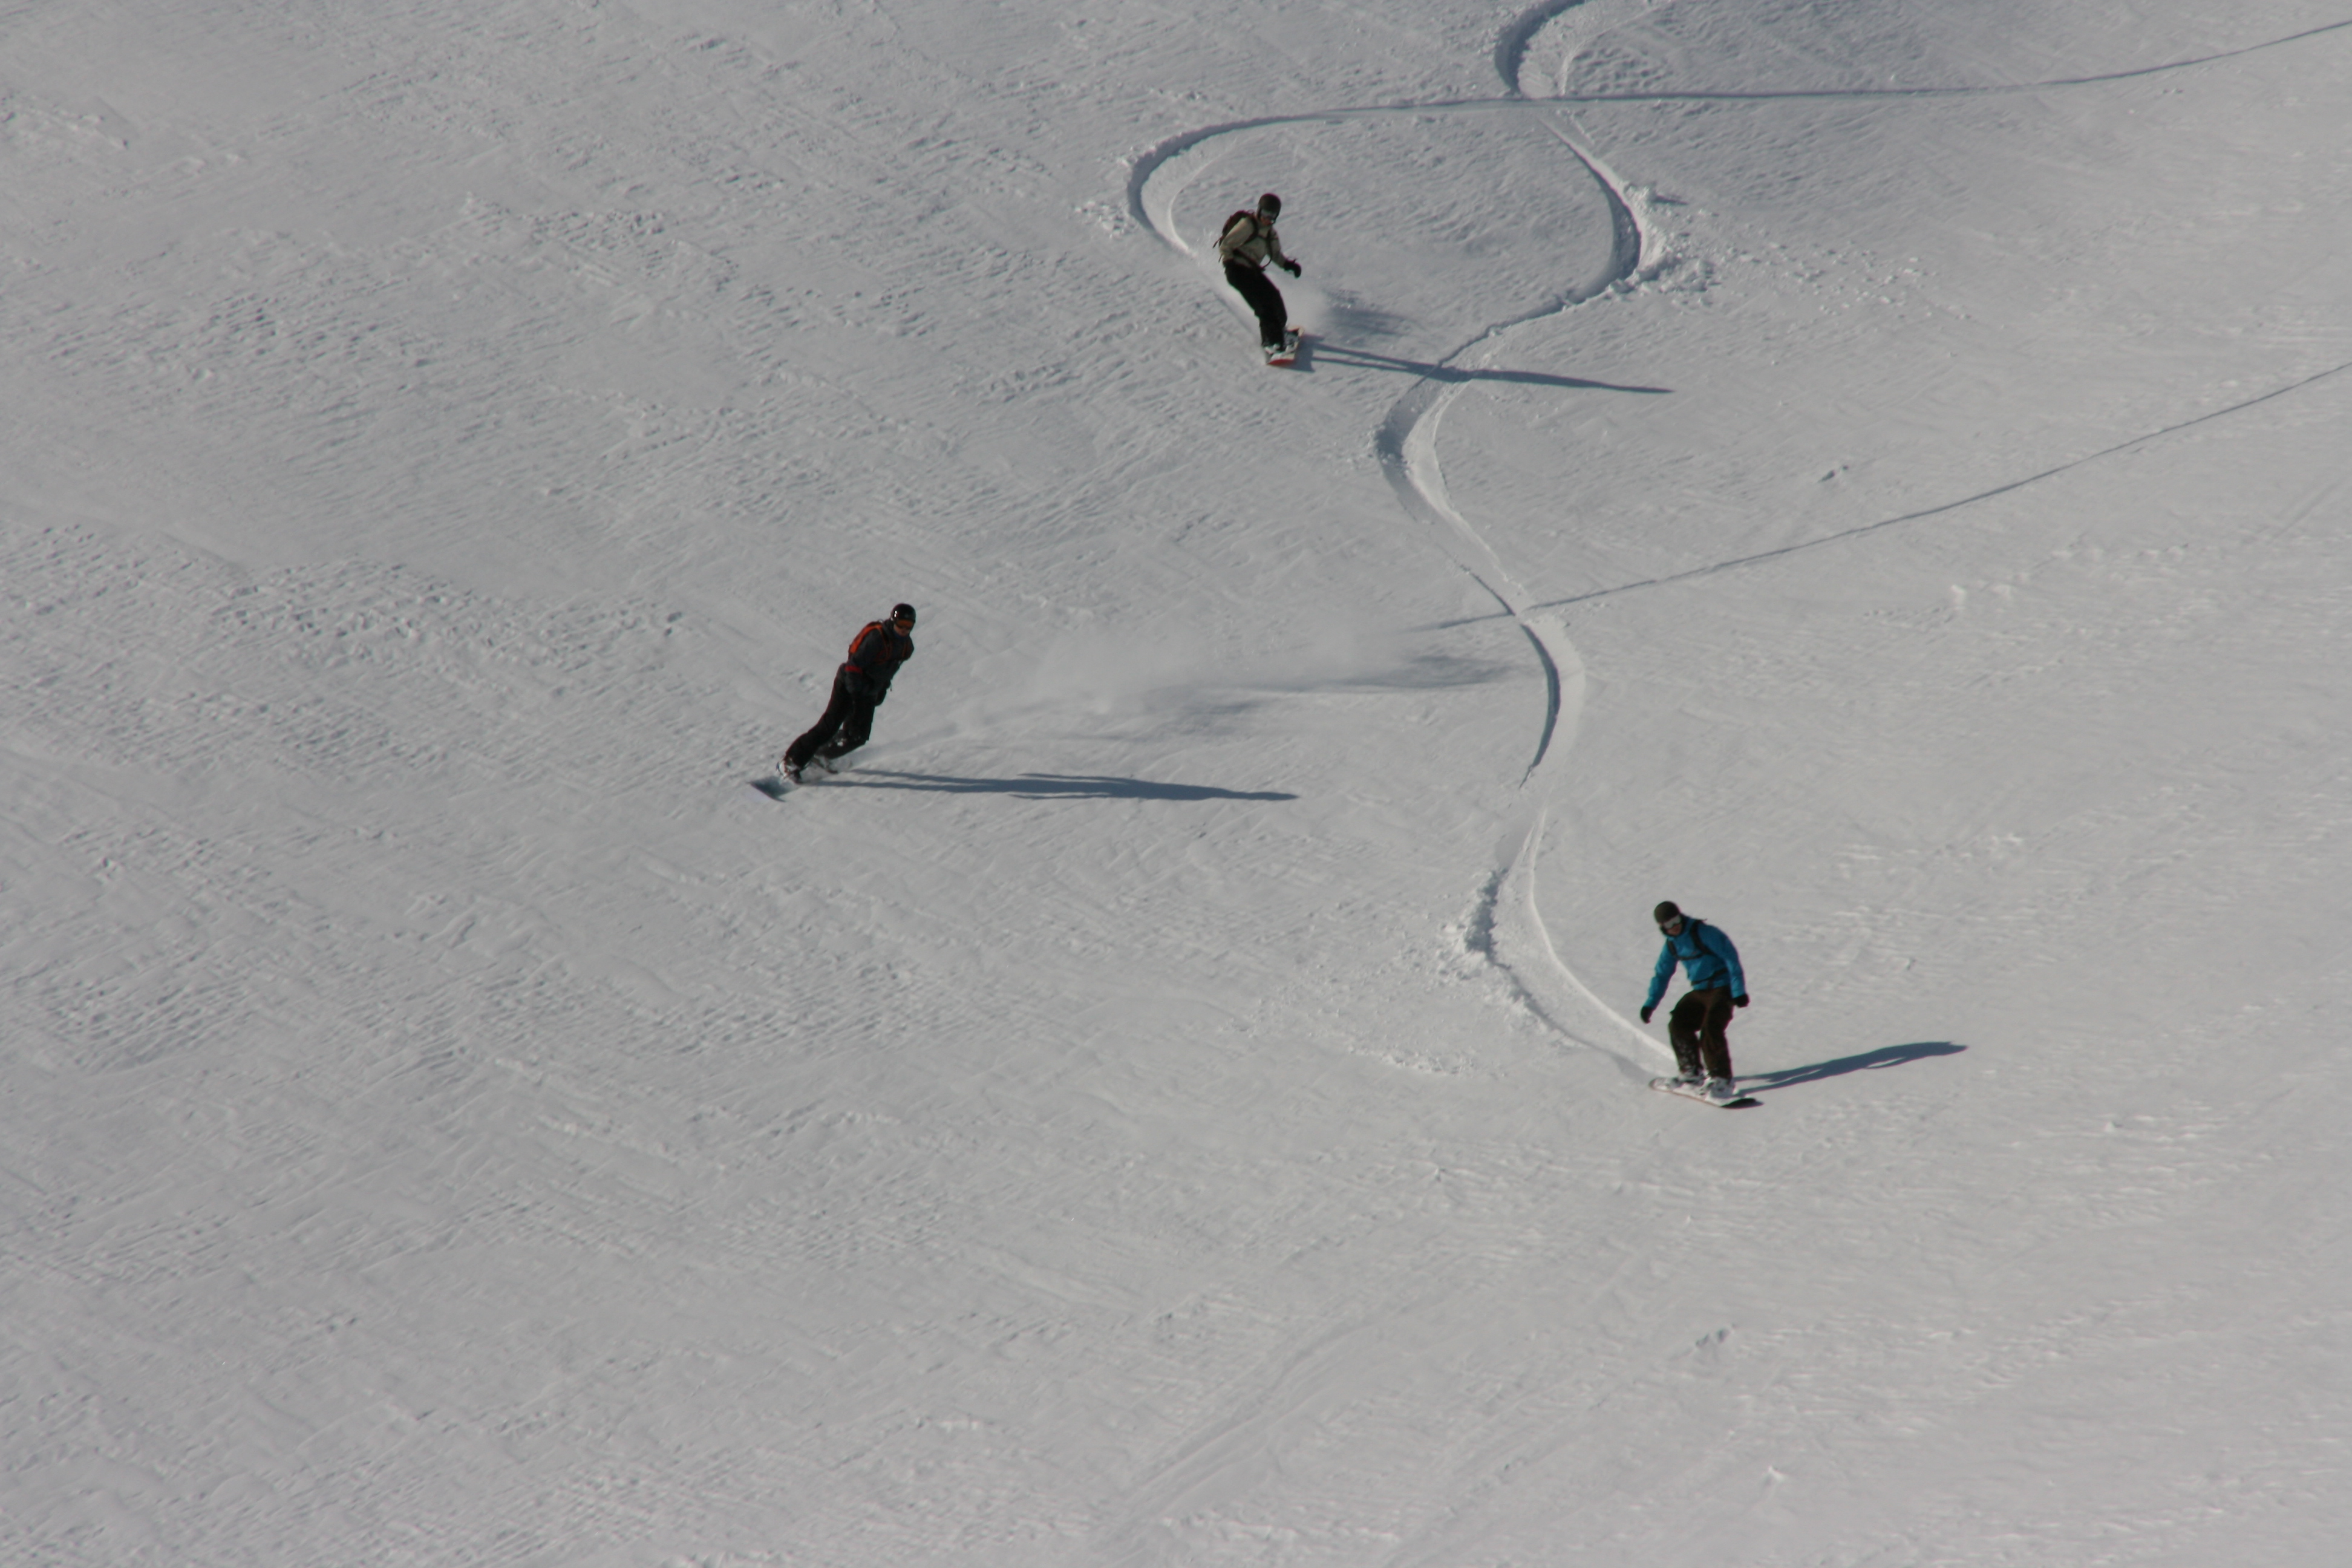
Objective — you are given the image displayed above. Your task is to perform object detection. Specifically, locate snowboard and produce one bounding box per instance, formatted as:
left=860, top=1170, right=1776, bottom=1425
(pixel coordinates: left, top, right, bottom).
left=751, top=755, right=844, bottom=799
left=1265, top=328, right=1303, bottom=367
left=1649, top=1077, right=1760, bottom=1108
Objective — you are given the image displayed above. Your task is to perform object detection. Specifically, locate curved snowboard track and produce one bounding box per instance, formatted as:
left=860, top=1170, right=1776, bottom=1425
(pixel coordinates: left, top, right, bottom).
left=1129, top=97, right=1631, bottom=787
left=1129, top=61, right=1661, bottom=1070
left=1127, top=7, right=2352, bottom=1078
left=1494, top=0, right=1606, bottom=99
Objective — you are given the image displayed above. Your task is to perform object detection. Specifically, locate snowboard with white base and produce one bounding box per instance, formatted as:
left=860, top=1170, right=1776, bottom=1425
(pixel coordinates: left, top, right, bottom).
left=1264, top=328, right=1302, bottom=367
left=1649, top=1076, right=1760, bottom=1108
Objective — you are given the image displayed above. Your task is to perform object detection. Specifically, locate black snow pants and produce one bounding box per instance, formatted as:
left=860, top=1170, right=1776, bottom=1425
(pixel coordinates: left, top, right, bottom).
left=1668, top=987, right=1737, bottom=1081
left=1223, top=258, right=1289, bottom=348
left=786, top=667, right=882, bottom=769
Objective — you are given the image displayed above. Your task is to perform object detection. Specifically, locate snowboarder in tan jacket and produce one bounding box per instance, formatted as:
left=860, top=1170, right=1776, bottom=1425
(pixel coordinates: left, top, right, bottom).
left=1217, top=192, right=1302, bottom=358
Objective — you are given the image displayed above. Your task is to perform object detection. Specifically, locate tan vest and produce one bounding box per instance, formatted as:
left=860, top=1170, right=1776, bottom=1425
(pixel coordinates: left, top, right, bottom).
left=1217, top=212, right=1290, bottom=270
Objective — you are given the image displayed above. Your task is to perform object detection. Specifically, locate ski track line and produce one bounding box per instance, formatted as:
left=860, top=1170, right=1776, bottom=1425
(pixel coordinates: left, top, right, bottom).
left=1530, top=356, right=2352, bottom=613
left=1128, top=9, right=2352, bottom=1088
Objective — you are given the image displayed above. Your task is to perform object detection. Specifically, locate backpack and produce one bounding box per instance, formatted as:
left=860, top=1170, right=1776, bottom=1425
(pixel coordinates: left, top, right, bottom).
left=1216, top=209, right=1258, bottom=251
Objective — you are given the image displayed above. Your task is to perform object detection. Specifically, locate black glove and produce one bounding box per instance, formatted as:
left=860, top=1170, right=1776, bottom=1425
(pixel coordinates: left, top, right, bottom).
left=1280, top=258, right=1302, bottom=278
left=1639, top=1005, right=1654, bottom=1025
left=1734, top=995, right=1749, bottom=1008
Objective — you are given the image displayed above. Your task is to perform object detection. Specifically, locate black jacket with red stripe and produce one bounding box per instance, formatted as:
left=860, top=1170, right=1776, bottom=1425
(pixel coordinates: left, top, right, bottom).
left=841, top=619, right=914, bottom=696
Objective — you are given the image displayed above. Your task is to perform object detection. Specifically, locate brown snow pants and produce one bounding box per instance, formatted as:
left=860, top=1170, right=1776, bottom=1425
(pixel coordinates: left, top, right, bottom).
left=1668, top=987, right=1736, bottom=1081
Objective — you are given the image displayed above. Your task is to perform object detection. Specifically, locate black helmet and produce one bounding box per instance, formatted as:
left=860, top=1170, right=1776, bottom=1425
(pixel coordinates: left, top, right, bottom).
left=1258, top=192, right=1281, bottom=217
left=891, top=603, right=916, bottom=626
left=1653, top=900, right=1682, bottom=928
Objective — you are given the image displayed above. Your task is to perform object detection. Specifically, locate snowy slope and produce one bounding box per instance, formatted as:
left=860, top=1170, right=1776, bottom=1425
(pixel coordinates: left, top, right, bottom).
left=4, top=1, right=2349, bottom=1564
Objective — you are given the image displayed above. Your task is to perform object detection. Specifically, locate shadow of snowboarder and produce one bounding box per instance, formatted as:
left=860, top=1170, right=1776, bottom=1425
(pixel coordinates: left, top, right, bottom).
left=829, top=769, right=1298, bottom=803
left=1306, top=341, right=1670, bottom=395
left=1745, top=1040, right=1966, bottom=1093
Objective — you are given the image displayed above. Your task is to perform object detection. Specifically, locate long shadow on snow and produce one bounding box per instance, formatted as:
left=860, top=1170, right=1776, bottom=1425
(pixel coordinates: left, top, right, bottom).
left=1308, top=340, right=1669, bottom=396
left=832, top=769, right=1298, bottom=803
left=1249, top=652, right=1520, bottom=692
left=1746, top=1040, right=1966, bottom=1093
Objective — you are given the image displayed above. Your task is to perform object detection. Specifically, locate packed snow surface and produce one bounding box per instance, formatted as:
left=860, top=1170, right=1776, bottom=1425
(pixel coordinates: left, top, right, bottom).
left=5, top=1, right=2350, bottom=1563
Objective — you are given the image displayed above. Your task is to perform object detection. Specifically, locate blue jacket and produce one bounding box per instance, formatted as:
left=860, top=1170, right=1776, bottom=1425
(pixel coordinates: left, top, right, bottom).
left=1645, top=918, right=1746, bottom=1010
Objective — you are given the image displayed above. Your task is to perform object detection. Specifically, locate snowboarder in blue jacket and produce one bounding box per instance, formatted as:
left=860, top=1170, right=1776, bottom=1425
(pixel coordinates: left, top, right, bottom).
left=1640, top=900, right=1749, bottom=1098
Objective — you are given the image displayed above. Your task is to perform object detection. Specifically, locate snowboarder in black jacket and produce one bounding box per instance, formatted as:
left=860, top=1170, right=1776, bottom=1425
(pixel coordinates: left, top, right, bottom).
left=782, top=604, right=915, bottom=782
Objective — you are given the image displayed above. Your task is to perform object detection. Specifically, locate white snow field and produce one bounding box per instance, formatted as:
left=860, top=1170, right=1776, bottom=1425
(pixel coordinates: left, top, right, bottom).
left=4, top=0, right=2349, bottom=1561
